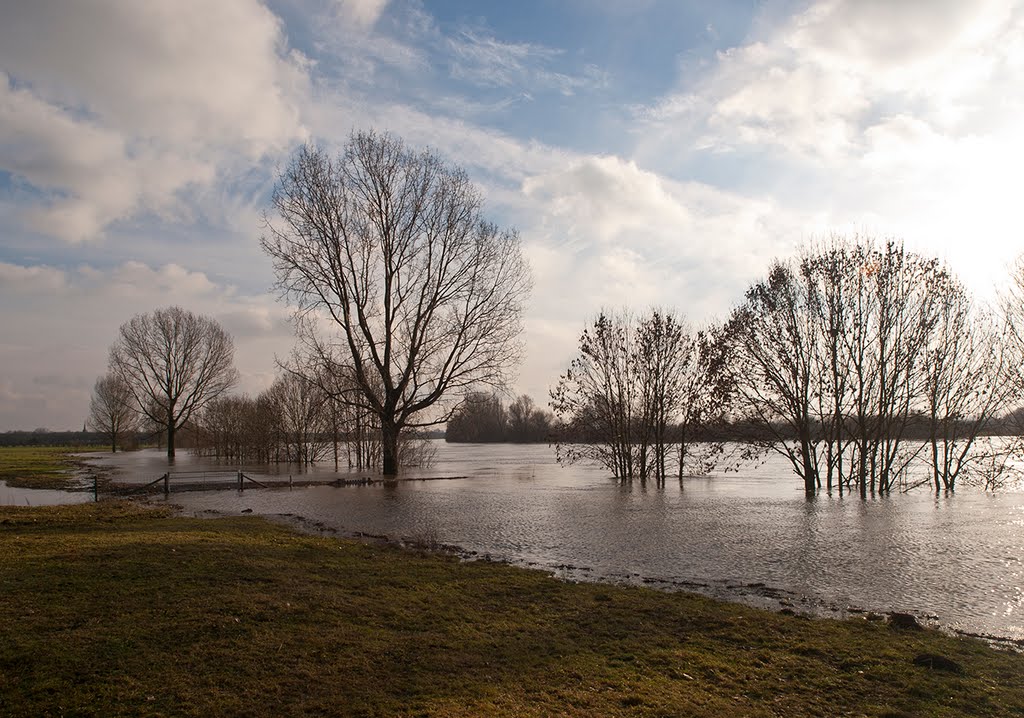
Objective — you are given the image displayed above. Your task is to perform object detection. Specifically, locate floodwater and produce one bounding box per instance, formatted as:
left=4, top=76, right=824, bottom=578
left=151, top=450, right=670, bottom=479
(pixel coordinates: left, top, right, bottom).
left=32, top=443, right=1024, bottom=642
left=0, top=480, right=93, bottom=506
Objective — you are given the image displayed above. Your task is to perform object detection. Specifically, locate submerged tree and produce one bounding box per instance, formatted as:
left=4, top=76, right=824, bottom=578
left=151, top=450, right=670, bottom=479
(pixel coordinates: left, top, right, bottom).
left=551, top=309, right=725, bottom=484
left=88, top=373, right=137, bottom=452
left=108, top=306, right=238, bottom=460
left=726, top=236, right=1011, bottom=496
left=1001, top=255, right=1024, bottom=415
left=263, top=131, right=531, bottom=475
left=921, top=285, right=1014, bottom=491
left=551, top=312, right=637, bottom=480
left=267, top=373, right=330, bottom=466
left=724, top=261, right=819, bottom=495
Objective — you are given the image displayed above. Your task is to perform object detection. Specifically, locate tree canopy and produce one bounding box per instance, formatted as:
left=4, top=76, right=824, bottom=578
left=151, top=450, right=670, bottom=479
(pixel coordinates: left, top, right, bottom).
left=262, top=131, right=531, bottom=474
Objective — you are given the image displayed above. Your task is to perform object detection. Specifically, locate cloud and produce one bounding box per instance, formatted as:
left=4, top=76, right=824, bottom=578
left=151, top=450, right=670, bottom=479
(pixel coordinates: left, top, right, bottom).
left=631, top=0, right=1024, bottom=301
left=523, top=155, right=796, bottom=285
left=514, top=154, right=810, bottom=404
left=0, top=0, right=310, bottom=242
left=0, top=261, right=66, bottom=291
left=641, top=0, right=1024, bottom=160
left=333, top=0, right=390, bottom=28
left=447, top=29, right=608, bottom=96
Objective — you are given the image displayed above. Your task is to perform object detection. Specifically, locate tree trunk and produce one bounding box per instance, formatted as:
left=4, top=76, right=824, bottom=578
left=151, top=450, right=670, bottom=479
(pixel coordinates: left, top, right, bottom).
left=381, top=421, right=399, bottom=476
left=167, top=424, right=176, bottom=461
left=799, top=425, right=817, bottom=497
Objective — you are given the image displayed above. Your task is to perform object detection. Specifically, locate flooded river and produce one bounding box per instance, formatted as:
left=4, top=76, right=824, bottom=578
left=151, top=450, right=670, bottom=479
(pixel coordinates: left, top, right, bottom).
left=30, top=443, right=1024, bottom=642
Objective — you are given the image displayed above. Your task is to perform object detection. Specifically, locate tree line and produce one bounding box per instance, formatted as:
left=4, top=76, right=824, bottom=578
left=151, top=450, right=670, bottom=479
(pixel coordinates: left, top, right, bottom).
left=444, top=393, right=553, bottom=443
left=550, top=310, right=727, bottom=485
left=82, top=129, right=1024, bottom=493
left=89, top=130, right=529, bottom=474
left=550, top=237, right=1024, bottom=495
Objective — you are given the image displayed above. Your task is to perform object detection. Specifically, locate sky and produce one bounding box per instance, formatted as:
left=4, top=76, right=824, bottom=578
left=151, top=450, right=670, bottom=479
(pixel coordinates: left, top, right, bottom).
left=2, top=0, right=1024, bottom=431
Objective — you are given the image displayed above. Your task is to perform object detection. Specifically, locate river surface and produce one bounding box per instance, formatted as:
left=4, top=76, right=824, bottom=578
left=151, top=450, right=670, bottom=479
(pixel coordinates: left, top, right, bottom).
left=35, top=443, right=1024, bottom=642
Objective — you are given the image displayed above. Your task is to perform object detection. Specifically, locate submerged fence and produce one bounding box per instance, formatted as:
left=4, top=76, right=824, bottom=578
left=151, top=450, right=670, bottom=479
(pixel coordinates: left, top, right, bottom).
left=92, top=468, right=374, bottom=500
left=98, top=470, right=270, bottom=498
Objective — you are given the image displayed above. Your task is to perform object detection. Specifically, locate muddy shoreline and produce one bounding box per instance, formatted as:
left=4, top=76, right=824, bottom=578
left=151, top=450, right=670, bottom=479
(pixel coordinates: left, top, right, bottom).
left=166, top=501, right=1024, bottom=653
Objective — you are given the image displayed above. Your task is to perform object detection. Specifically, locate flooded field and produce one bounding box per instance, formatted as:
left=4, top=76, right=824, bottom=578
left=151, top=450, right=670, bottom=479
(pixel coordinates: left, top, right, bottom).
left=61, top=442, right=1023, bottom=644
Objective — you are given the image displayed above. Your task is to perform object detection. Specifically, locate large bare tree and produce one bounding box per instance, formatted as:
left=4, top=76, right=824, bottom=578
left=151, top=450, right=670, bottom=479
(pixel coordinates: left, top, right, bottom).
left=262, top=131, right=531, bottom=474
left=87, top=373, right=137, bottom=453
left=108, top=306, right=238, bottom=460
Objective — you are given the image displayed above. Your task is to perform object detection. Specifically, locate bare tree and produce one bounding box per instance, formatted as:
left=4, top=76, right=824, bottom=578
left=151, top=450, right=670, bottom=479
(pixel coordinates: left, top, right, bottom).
left=673, top=328, right=730, bottom=479
left=921, top=294, right=1015, bottom=491
left=727, top=236, right=1001, bottom=496
left=262, top=131, right=531, bottom=474
left=267, top=373, right=330, bottom=467
left=88, top=373, right=137, bottom=452
left=633, top=310, right=726, bottom=483
left=1001, top=255, right=1024, bottom=408
left=551, top=309, right=724, bottom=484
left=551, top=312, right=639, bottom=480
left=108, top=306, right=238, bottom=460
left=724, top=261, right=820, bottom=496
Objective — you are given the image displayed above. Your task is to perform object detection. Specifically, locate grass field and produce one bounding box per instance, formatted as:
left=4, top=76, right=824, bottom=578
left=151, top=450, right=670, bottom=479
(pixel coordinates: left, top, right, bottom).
left=1, top=501, right=1022, bottom=717
left=0, top=445, right=104, bottom=490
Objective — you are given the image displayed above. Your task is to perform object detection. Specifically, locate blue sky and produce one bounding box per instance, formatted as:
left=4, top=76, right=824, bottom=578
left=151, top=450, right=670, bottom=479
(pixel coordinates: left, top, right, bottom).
left=2, top=0, right=1023, bottom=430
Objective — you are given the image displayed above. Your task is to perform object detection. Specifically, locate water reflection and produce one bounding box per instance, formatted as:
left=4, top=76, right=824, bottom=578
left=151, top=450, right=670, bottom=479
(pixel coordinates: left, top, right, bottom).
left=1, top=480, right=92, bottom=506
left=90, top=443, right=1024, bottom=641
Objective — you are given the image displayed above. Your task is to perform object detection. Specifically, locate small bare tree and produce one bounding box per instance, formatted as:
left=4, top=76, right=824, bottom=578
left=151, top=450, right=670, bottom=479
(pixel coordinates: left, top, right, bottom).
left=1001, top=255, right=1024, bottom=409
left=551, top=312, right=639, bottom=480
left=267, top=373, right=330, bottom=467
left=88, top=373, right=137, bottom=452
left=551, top=309, right=725, bottom=484
left=262, top=131, right=531, bottom=474
left=108, top=306, right=238, bottom=460
left=921, top=285, right=1015, bottom=491
left=724, top=261, right=820, bottom=496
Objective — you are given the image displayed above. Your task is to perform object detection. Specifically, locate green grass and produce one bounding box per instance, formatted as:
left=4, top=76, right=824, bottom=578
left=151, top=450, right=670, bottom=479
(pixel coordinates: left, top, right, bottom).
left=0, top=445, right=104, bottom=490
left=1, top=501, right=1022, bottom=717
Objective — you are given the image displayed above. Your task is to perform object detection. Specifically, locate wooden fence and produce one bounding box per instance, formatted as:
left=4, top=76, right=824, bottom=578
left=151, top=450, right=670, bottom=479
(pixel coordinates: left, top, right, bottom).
left=130, top=470, right=269, bottom=496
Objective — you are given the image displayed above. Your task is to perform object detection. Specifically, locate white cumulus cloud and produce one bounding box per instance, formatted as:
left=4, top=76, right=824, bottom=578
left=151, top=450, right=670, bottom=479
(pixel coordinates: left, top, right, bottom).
left=0, top=0, right=310, bottom=242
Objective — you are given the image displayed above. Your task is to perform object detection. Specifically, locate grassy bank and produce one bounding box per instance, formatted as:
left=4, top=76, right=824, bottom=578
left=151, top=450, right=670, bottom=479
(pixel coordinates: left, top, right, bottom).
left=0, top=445, right=102, bottom=490
left=1, top=502, right=1022, bottom=717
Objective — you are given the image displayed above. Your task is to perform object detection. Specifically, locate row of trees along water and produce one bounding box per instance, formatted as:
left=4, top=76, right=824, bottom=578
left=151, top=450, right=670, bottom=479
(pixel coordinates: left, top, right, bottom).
left=444, top=394, right=554, bottom=443
left=88, top=131, right=530, bottom=475
left=191, top=371, right=435, bottom=471
left=82, top=129, right=1024, bottom=495
left=90, top=343, right=435, bottom=471
left=549, top=237, right=1024, bottom=496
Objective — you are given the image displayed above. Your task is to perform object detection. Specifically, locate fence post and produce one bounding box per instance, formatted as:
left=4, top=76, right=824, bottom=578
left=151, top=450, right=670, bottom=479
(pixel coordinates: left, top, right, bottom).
left=93, top=476, right=98, bottom=502
left=238, top=470, right=243, bottom=491
left=163, top=472, right=169, bottom=497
